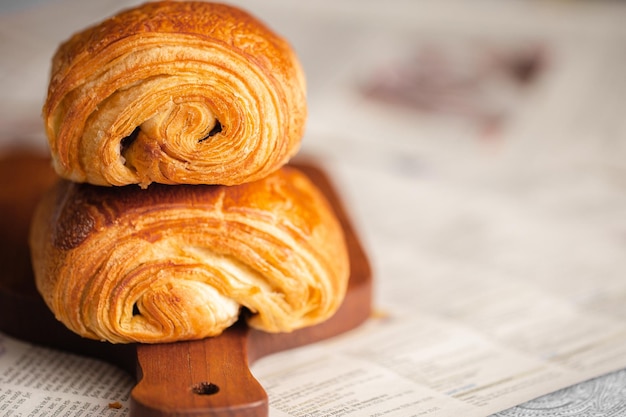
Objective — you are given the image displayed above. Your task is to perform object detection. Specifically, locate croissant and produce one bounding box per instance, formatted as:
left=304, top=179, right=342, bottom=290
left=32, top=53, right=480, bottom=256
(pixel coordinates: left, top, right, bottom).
left=29, top=166, right=349, bottom=344
left=43, top=1, right=307, bottom=187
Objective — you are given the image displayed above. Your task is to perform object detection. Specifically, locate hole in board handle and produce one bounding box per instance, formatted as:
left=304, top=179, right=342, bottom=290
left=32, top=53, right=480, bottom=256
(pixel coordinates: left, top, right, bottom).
left=192, top=382, right=220, bottom=396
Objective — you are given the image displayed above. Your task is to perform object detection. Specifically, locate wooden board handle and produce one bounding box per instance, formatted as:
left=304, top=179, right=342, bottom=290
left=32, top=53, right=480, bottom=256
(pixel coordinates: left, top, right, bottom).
left=131, top=321, right=267, bottom=417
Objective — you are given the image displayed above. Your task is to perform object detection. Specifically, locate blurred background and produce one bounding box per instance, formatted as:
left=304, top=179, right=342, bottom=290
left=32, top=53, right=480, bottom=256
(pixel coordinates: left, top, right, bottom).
left=2, top=2, right=625, bottom=292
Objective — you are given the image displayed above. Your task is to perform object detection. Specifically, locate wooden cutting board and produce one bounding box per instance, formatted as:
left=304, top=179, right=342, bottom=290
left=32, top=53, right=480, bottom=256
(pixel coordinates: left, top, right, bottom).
left=0, top=152, right=372, bottom=417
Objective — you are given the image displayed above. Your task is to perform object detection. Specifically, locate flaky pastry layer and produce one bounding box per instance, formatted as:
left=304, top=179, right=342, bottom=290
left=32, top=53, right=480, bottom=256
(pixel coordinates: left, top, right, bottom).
left=29, top=167, right=349, bottom=344
left=43, top=1, right=307, bottom=187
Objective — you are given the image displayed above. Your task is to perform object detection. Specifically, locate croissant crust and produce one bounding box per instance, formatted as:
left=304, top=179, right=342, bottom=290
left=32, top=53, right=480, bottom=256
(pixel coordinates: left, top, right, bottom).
left=29, top=167, right=349, bottom=344
left=43, top=1, right=307, bottom=187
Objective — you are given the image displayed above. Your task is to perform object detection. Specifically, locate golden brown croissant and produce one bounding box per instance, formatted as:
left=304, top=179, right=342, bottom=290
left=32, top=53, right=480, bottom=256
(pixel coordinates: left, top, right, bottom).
left=29, top=166, right=349, bottom=344
left=43, top=1, right=307, bottom=188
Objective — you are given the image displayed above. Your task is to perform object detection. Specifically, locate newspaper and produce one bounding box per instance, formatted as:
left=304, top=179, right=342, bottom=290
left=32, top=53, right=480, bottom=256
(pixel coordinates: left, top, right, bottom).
left=0, top=335, right=132, bottom=416
left=2, top=0, right=626, bottom=416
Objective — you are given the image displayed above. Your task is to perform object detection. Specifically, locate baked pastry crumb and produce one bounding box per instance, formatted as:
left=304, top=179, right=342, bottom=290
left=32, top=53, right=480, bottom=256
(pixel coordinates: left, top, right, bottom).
left=108, top=401, right=123, bottom=409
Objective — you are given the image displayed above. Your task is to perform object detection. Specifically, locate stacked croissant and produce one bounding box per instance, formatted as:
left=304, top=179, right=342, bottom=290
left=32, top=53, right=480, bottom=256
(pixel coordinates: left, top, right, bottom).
left=29, top=1, right=349, bottom=344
